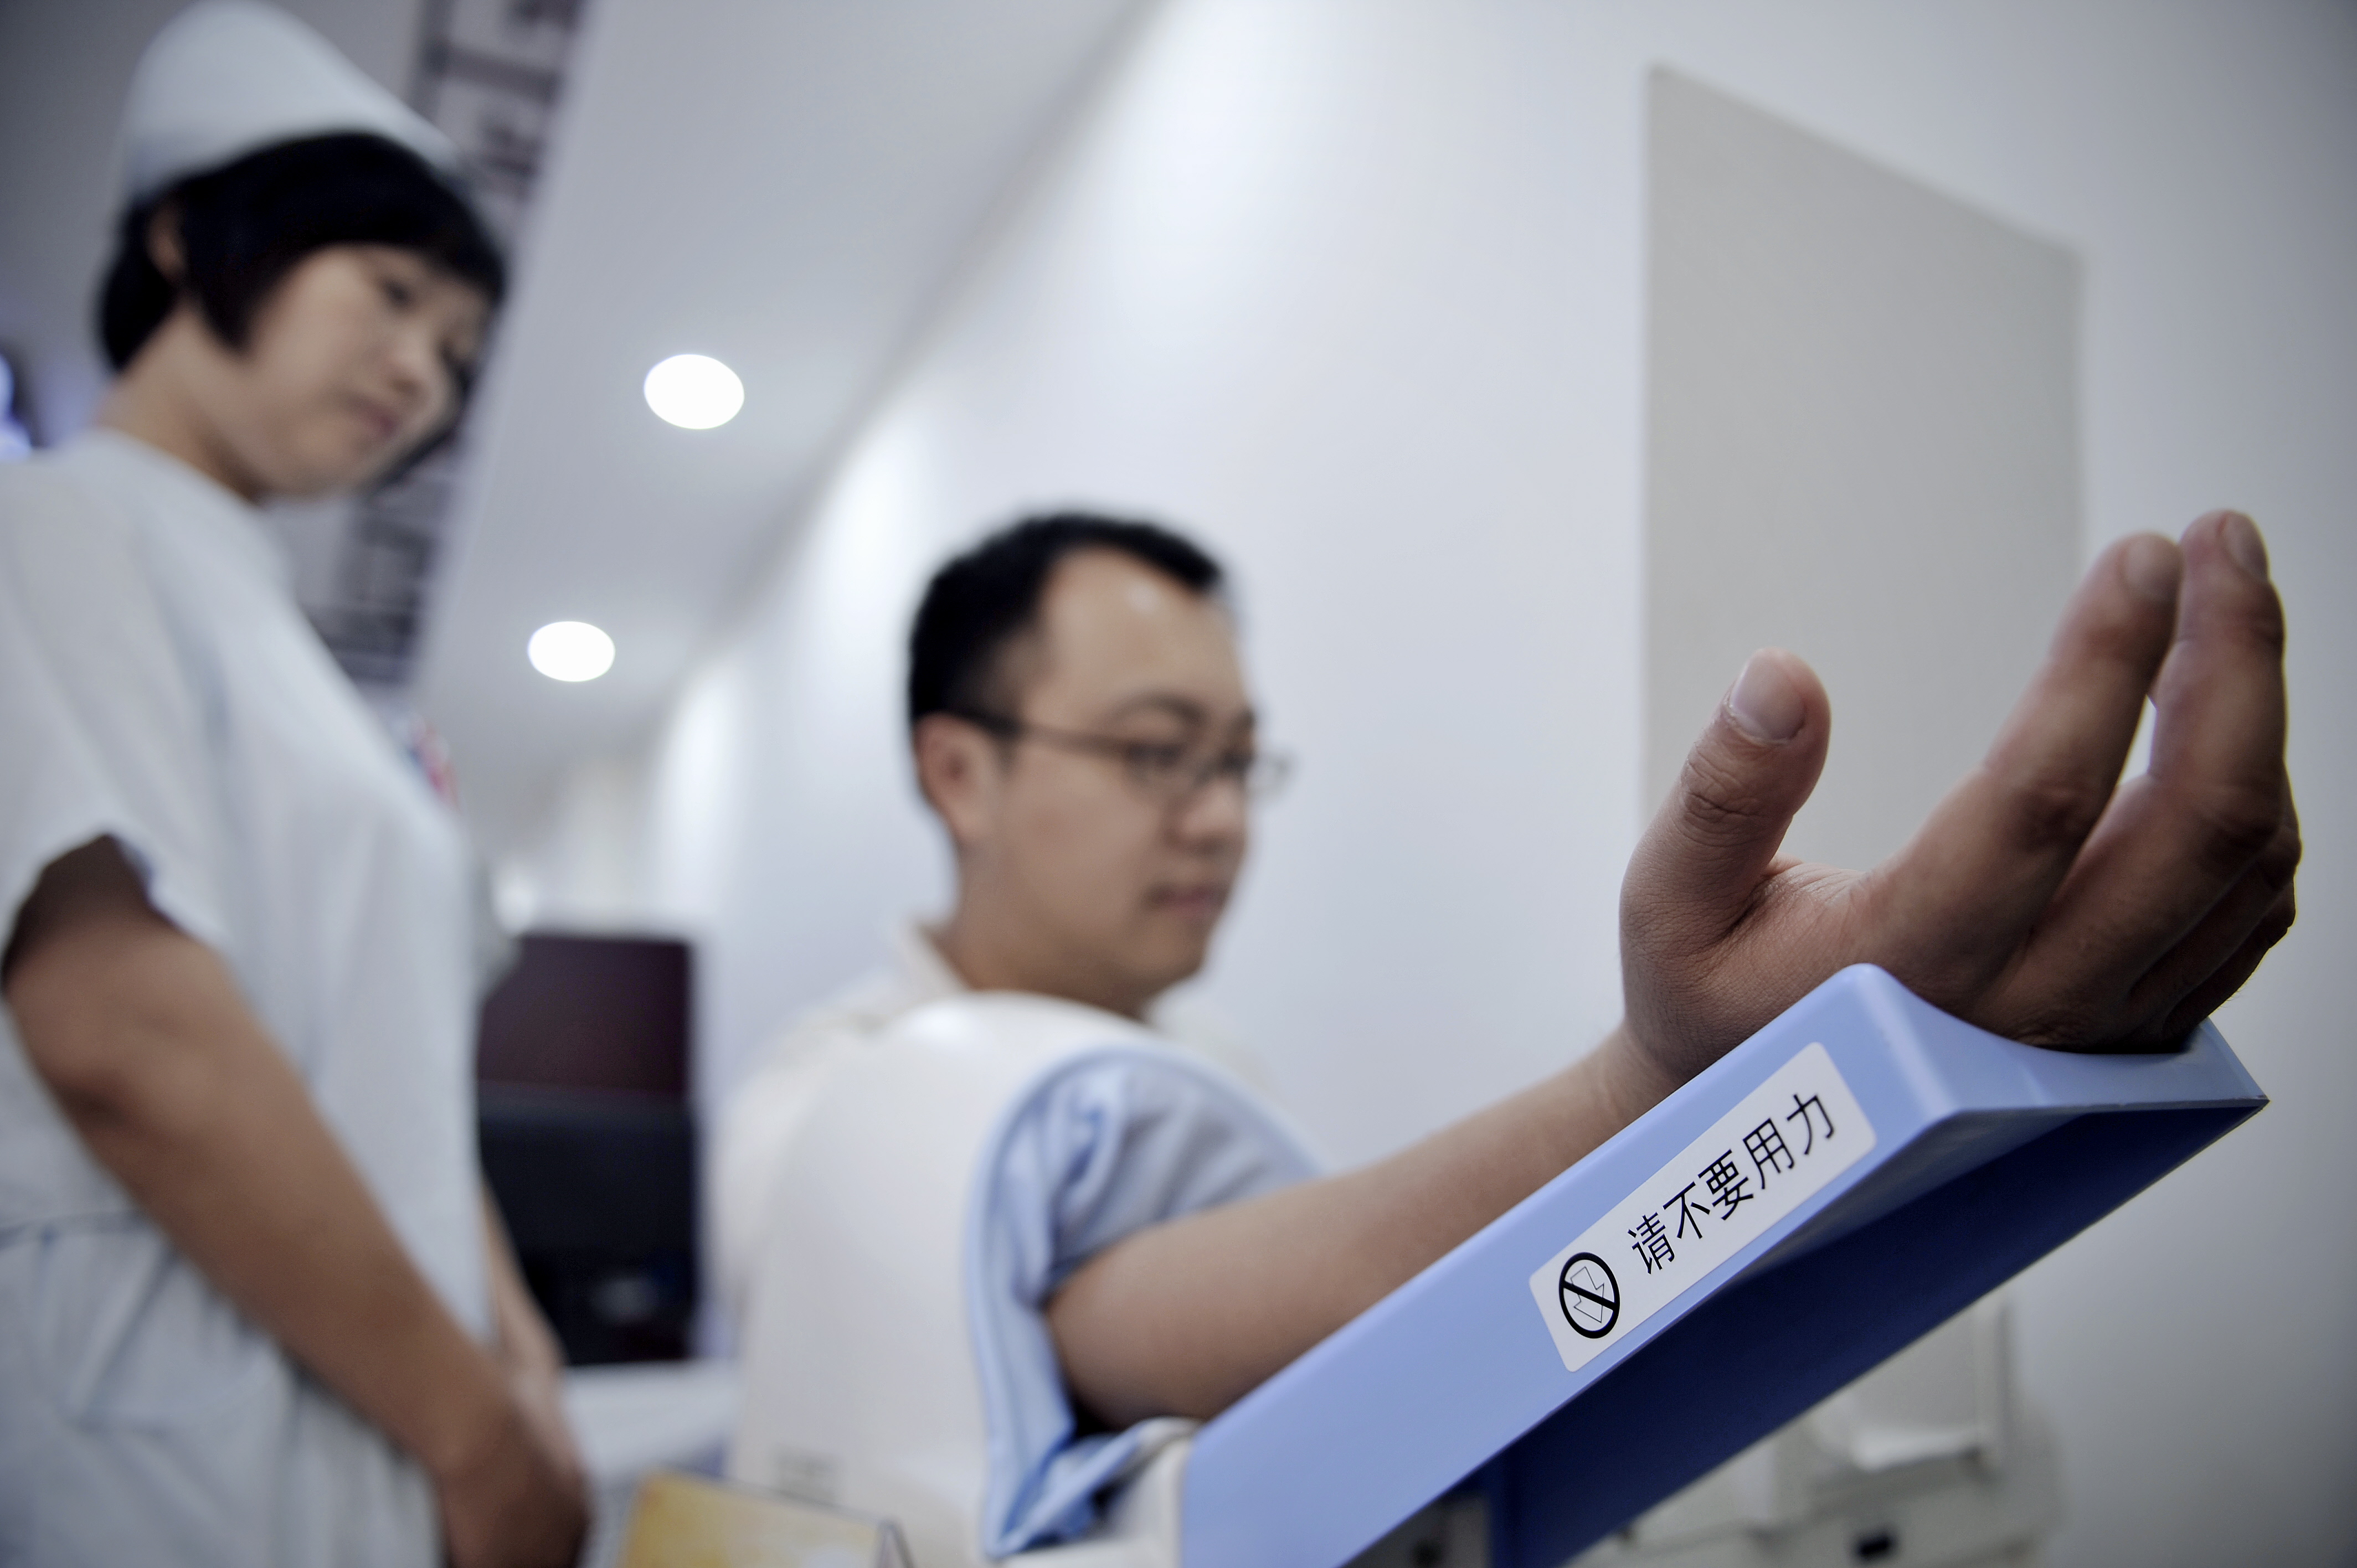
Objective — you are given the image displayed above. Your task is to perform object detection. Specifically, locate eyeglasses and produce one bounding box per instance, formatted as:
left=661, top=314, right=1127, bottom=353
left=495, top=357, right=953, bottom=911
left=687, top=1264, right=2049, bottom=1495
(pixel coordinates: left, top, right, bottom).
left=951, top=710, right=1295, bottom=806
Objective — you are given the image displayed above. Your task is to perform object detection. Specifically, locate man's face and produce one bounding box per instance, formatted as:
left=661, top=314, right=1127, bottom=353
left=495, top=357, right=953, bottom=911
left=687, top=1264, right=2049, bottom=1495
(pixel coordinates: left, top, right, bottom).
left=930, top=549, right=1257, bottom=1015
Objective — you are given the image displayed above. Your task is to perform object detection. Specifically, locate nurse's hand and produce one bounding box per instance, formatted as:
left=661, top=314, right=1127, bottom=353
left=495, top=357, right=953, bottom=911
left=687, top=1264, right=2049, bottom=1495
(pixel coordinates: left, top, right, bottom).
left=481, top=1187, right=589, bottom=1509
left=1609, top=510, right=2298, bottom=1101
left=431, top=1378, right=589, bottom=1568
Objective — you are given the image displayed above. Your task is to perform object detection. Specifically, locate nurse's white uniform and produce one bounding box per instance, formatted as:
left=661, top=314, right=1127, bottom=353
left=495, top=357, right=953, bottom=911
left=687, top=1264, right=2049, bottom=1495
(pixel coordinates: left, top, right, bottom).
left=0, top=432, right=487, bottom=1565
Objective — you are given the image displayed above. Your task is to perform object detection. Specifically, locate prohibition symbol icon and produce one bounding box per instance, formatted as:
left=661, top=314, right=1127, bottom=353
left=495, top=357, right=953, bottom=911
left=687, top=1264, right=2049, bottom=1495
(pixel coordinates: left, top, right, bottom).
left=1557, top=1252, right=1620, bottom=1339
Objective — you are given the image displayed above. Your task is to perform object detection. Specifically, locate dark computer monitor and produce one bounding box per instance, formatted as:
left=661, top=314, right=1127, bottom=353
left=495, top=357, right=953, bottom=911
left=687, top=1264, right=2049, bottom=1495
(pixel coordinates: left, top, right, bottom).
left=476, top=931, right=697, bottom=1364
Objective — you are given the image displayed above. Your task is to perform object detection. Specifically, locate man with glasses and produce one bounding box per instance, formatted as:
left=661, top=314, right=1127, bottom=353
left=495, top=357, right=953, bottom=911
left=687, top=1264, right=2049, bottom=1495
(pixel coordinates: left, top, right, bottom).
left=712, top=513, right=1291, bottom=1323
left=721, top=508, right=2294, bottom=1568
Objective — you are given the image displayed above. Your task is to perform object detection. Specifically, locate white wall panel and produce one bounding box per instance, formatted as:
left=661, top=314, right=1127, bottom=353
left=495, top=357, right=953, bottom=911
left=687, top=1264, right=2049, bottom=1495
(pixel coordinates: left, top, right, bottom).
left=1646, top=72, right=2080, bottom=870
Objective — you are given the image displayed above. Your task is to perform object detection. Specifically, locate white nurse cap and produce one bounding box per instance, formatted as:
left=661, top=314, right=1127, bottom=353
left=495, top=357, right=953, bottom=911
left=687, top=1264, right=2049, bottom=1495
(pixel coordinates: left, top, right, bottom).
left=120, top=0, right=460, bottom=203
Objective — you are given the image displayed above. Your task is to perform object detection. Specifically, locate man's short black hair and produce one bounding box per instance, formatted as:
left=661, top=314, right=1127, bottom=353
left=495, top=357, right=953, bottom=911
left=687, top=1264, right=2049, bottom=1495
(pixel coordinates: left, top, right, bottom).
left=96, top=132, right=506, bottom=375
left=908, top=512, right=1228, bottom=729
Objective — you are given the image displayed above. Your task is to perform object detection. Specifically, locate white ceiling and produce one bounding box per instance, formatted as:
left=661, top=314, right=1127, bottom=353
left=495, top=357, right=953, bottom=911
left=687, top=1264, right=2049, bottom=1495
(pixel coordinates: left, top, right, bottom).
left=414, top=0, right=1149, bottom=851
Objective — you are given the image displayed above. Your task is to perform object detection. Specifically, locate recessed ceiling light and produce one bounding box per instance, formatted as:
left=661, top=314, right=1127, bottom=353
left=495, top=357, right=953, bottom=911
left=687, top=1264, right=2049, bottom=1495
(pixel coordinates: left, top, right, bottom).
left=643, top=353, right=744, bottom=429
left=528, top=620, right=615, bottom=682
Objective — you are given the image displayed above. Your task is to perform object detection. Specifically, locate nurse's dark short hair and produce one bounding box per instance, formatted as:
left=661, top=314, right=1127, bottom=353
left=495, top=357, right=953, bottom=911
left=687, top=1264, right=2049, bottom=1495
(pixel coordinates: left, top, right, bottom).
left=96, top=132, right=505, bottom=374
left=909, top=512, right=1228, bottom=729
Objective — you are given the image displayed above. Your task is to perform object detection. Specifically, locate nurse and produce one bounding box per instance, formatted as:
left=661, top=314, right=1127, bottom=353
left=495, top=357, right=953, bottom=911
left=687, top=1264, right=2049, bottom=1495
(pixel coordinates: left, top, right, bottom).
left=0, top=5, right=583, bottom=1564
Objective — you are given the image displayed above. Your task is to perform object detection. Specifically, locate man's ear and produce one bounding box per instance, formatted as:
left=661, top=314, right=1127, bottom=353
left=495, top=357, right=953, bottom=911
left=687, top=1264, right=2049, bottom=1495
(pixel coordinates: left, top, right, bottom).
left=145, top=203, right=187, bottom=283
left=912, top=714, right=1003, bottom=852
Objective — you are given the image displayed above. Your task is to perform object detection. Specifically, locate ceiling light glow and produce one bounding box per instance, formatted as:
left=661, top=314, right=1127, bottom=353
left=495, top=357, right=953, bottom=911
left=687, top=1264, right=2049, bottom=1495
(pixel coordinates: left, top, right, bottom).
left=528, top=620, right=615, bottom=682
left=642, top=353, right=744, bottom=429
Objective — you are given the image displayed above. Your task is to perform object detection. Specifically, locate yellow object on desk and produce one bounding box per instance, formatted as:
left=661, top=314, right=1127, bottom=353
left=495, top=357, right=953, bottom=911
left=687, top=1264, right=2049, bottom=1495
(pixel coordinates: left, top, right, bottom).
left=616, top=1471, right=913, bottom=1568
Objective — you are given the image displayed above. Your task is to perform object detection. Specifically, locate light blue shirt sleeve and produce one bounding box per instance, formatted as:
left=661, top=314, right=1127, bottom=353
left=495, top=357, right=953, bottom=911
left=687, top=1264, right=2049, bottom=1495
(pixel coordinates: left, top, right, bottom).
left=963, top=1044, right=1320, bottom=1556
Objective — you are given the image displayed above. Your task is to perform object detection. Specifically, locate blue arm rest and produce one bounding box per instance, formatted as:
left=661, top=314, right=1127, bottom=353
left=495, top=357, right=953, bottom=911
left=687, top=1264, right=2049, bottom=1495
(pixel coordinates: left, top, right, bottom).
left=1180, top=964, right=2264, bottom=1568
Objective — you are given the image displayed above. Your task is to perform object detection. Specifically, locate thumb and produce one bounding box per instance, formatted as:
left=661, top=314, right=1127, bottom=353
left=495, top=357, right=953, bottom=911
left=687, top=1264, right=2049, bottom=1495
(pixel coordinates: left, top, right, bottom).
left=1625, top=649, right=1831, bottom=940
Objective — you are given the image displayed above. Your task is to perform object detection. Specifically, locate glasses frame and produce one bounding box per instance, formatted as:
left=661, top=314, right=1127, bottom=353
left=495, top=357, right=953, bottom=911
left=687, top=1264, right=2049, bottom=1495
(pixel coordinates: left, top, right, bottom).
left=948, top=708, right=1293, bottom=807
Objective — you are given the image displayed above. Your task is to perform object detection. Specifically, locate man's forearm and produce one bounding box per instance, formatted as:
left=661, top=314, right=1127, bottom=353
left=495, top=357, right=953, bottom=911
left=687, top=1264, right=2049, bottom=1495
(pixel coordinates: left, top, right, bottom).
left=1047, top=1025, right=1673, bottom=1425
left=9, top=909, right=512, bottom=1481
left=1052, top=517, right=2296, bottom=1433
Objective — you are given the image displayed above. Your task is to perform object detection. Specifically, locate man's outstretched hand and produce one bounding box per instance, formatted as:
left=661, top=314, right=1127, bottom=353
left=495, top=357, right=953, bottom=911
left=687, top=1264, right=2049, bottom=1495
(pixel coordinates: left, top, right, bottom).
left=1617, top=510, right=2299, bottom=1097
left=1047, top=510, right=2296, bottom=1430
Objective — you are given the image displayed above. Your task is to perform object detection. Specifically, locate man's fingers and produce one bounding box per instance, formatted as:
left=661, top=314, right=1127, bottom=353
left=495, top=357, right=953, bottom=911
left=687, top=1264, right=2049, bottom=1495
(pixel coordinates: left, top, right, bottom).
left=2006, top=512, right=2289, bottom=1004
left=1624, top=649, right=1830, bottom=946
left=1866, top=533, right=2181, bottom=998
left=2152, top=884, right=2296, bottom=1045
left=2117, top=782, right=2299, bottom=1031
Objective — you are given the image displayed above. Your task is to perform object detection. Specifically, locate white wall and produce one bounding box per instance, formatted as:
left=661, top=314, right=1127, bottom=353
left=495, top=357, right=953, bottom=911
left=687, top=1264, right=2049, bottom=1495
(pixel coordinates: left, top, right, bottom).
left=525, top=3, right=2357, bottom=1562
left=1646, top=70, right=2085, bottom=874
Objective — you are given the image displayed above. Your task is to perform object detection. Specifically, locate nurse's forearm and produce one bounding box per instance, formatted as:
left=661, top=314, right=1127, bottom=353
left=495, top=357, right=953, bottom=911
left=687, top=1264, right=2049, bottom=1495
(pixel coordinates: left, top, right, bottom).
left=1047, top=1024, right=1675, bottom=1425
left=481, top=1185, right=585, bottom=1483
left=482, top=1188, right=567, bottom=1383
left=3, top=841, right=517, bottom=1486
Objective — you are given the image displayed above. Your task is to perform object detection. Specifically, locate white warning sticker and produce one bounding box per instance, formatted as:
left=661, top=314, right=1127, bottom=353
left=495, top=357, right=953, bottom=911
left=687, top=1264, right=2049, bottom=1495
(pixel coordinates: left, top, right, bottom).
left=1529, top=1041, right=1875, bottom=1373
